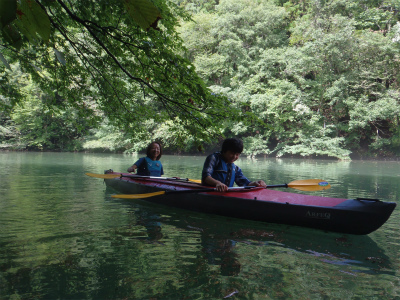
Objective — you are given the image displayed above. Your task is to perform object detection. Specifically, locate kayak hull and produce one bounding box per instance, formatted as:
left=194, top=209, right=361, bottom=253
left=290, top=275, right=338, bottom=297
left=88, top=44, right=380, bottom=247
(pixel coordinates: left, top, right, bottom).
left=104, top=173, right=396, bottom=235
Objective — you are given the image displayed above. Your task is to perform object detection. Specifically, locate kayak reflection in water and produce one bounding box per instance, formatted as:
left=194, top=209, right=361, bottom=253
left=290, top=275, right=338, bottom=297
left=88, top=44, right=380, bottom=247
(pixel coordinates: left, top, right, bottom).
left=127, top=142, right=164, bottom=176
left=202, top=138, right=266, bottom=192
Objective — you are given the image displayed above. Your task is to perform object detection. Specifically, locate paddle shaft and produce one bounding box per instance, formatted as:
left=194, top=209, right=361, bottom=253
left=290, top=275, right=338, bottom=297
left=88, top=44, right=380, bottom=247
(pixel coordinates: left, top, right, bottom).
left=85, top=172, right=201, bottom=183
left=120, top=174, right=181, bottom=180
left=267, top=184, right=288, bottom=188
left=123, top=174, right=202, bottom=184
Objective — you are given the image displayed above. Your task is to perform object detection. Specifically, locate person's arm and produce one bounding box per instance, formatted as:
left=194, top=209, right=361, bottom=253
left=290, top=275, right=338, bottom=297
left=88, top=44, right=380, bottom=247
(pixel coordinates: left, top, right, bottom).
left=128, top=157, right=144, bottom=173
left=235, top=166, right=266, bottom=187
left=203, top=175, right=229, bottom=192
left=127, top=164, right=138, bottom=173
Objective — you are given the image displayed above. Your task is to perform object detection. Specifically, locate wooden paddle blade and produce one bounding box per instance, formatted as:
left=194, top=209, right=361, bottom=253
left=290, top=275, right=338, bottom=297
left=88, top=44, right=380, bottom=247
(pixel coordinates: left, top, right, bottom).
left=85, top=173, right=121, bottom=179
left=111, top=191, right=167, bottom=199
left=288, top=179, right=331, bottom=191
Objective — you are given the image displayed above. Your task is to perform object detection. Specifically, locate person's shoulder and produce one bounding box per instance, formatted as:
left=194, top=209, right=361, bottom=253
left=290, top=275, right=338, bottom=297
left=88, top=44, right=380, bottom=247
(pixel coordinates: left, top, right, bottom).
left=208, top=152, right=220, bottom=157
left=205, top=152, right=220, bottom=160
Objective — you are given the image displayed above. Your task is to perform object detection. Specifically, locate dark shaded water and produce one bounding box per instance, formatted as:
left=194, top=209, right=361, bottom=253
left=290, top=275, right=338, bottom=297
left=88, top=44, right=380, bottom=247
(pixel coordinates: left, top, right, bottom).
left=0, top=152, right=399, bottom=299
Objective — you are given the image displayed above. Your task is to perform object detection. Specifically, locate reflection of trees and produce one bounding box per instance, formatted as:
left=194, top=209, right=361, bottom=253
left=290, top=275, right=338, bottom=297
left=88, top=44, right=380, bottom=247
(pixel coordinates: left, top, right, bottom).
left=0, top=200, right=395, bottom=299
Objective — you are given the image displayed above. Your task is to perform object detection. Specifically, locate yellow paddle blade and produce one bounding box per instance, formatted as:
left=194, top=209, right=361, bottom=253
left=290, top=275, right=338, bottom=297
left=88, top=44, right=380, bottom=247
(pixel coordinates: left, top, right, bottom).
left=112, top=191, right=166, bottom=199
left=189, top=179, right=202, bottom=183
left=288, top=179, right=331, bottom=191
left=86, top=173, right=121, bottom=179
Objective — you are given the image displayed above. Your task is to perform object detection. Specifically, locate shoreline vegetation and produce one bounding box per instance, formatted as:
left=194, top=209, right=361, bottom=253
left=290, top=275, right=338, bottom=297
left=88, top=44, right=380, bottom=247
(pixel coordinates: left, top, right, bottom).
left=2, top=146, right=400, bottom=161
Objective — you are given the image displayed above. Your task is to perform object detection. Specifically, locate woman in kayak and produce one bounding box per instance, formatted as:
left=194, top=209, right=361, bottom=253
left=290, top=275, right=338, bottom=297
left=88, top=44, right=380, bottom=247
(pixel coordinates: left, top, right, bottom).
left=127, top=142, right=164, bottom=176
left=202, top=138, right=266, bottom=192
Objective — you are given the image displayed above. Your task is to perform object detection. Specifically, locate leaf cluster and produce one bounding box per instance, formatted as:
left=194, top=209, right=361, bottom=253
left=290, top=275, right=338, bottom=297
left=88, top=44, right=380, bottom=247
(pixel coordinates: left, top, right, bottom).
left=0, top=0, right=238, bottom=152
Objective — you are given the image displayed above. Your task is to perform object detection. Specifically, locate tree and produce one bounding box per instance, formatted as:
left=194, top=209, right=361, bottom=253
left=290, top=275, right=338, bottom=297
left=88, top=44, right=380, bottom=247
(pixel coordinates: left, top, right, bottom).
left=0, top=0, right=237, bottom=149
left=179, top=0, right=400, bottom=159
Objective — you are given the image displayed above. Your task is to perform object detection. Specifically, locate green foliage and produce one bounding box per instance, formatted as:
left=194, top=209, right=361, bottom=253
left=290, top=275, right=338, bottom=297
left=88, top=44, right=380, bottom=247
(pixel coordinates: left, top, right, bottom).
left=0, top=61, right=24, bottom=113
left=175, top=0, right=218, bottom=13
left=0, top=112, right=18, bottom=149
left=8, top=74, right=98, bottom=151
left=83, top=123, right=130, bottom=153
left=2, top=0, right=400, bottom=159
left=0, top=0, right=237, bottom=152
left=178, top=0, right=400, bottom=159
left=277, top=134, right=351, bottom=160
left=242, top=135, right=271, bottom=157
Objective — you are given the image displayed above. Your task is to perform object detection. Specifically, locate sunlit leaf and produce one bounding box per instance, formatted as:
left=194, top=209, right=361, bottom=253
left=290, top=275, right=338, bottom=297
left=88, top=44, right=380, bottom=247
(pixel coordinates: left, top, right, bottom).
left=54, top=49, right=66, bottom=66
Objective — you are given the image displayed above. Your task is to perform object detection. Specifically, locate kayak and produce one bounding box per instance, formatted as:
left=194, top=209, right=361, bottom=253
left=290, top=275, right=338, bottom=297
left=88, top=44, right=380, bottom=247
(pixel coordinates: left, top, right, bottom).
left=100, top=172, right=396, bottom=235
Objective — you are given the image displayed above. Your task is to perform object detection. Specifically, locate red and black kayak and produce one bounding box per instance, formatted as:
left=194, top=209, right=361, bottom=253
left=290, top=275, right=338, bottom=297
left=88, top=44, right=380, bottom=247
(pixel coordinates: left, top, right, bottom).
left=88, top=172, right=396, bottom=235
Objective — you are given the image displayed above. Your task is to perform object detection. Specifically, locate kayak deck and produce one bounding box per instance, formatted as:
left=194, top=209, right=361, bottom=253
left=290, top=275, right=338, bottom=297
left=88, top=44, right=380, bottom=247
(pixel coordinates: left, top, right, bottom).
left=113, top=175, right=346, bottom=207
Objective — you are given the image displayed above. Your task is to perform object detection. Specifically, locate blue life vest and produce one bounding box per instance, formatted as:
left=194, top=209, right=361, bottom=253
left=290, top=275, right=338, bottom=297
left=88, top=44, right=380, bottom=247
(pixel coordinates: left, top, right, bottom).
left=211, top=157, right=236, bottom=187
left=135, top=157, right=164, bottom=177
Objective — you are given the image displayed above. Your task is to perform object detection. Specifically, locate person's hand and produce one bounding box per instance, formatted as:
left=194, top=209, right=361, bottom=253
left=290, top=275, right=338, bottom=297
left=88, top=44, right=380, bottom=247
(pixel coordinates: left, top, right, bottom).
left=215, top=181, right=228, bottom=192
left=249, top=180, right=267, bottom=188
left=127, top=166, right=136, bottom=173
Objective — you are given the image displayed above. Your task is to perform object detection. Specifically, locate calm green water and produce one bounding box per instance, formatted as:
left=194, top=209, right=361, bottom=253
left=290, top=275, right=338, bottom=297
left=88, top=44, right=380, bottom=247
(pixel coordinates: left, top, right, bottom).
left=0, top=152, right=399, bottom=300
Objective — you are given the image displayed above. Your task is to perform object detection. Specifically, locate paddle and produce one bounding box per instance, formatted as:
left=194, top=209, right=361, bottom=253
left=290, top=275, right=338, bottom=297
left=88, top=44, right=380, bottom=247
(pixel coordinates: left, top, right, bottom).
left=111, top=179, right=331, bottom=199
left=85, top=172, right=202, bottom=183
left=267, top=179, right=331, bottom=192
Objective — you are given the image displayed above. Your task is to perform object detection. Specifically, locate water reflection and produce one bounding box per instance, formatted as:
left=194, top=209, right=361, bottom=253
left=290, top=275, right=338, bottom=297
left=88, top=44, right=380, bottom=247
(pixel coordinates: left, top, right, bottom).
left=0, top=201, right=397, bottom=299
left=141, top=205, right=393, bottom=275
left=104, top=197, right=396, bottom=299
left=1, top=152, right=399, bottom=300
left=115, top=196, right=390, bottom=268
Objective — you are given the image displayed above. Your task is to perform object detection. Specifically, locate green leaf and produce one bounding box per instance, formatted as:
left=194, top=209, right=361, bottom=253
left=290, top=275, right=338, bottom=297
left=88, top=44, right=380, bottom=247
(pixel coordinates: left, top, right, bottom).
left=0, top=52, right=11, bottom=70
left=0, top=0, right=17, bottom=29
left=18, top=0, right=51, bottom=43
left=123, top=0, right=162, bottom=30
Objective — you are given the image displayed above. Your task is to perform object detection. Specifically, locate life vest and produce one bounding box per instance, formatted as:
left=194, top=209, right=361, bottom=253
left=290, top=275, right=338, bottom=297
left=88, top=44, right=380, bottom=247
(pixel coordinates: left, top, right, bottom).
left=137, top=158, right=150, bottom=176
left=211, top=153, right=237, bottom=187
